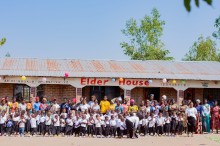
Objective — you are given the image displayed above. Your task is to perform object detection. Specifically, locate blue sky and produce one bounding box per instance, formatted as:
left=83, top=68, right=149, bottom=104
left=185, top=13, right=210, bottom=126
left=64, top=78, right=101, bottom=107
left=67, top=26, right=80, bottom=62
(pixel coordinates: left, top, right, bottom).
left=0, top=0, right=220, bottom=60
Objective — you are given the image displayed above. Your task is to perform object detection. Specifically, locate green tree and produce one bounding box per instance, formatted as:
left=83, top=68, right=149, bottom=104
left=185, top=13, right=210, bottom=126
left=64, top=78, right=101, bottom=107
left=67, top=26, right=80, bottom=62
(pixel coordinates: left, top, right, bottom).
left=0, top=37, right=6, bottom=46
left=183, top=36, right=220, bottom=61
left=184, top=0, right=212, bottom=12
left=121, top=8, right=173, bottom=60
left=213, top=16, right=220, bottom=40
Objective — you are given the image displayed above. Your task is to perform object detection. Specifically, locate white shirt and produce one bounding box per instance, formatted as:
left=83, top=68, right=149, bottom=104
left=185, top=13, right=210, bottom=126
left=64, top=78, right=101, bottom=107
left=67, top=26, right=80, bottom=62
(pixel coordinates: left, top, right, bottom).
left=185, top=107, right=197, bottom=119
left=79, top=104, right=90, bottom=112
left=45, top=116, right=52, bottom=125
left=120, top=121, right=127, bottom=130
left=30, top=118, right=37, bottom=128
left=53, top=117, right=60, bottom=126
left=126, top=116, right=139, bottom=129
left=116, top=118, right=121, bottom=128
left=0, top=114, right=7, bottom=124
left=18, top=118, right=26, bottom=127
left=110, top=119, right=117, bottom=127
left=164, top=117, right=171, bottom=124
left=66, top=118, right=73, bottom=126
left=19, top=104, right=26, bottom=111
left=80, top=119, right=87, bottom=127
left=60, top=118, right=65, bottom=127
left=156, top=117, right=164, bottom=126
left=13, top=115, right=20, bottom=122
left=53, top=104, right=60, bottom=112
left=60, top=113, right=67, bottom=119
left=74, top=119, right=81, bottom=128
left=142, top=118, right=149, bottom=126
left=40, top=116, right=46, bottom=123
left=148, top=117, right=156, bottom=128
left=88, top=119, right=95, bottom=125
left=95, top=119, right=102, bottom=127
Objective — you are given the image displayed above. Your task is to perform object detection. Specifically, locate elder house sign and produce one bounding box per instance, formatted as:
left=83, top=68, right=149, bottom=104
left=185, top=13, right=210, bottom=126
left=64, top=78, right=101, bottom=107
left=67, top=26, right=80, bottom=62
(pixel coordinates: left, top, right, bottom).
left=80, top=78, right=150, bottom=86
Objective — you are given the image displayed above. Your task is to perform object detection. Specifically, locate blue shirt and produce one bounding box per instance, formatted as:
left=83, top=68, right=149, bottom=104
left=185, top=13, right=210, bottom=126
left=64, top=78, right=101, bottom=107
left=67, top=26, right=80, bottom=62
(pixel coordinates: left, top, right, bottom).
left=33, top=102, right=41, bottom=111
left=115, top=105, right=123, bottom=113
left=196, top=105, right=203, bottom=116
left=6, top=120, right=13, bottom=127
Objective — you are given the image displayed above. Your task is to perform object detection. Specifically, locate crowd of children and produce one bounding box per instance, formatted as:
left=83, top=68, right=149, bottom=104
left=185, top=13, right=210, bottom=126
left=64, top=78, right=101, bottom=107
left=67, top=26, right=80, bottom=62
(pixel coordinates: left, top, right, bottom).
left=0, top=94, right=219, bottom=138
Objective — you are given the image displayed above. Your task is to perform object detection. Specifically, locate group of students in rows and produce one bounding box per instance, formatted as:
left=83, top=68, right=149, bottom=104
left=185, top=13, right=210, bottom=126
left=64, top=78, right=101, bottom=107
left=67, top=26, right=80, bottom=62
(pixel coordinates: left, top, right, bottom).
left=0, top=94, right=219, bottom=138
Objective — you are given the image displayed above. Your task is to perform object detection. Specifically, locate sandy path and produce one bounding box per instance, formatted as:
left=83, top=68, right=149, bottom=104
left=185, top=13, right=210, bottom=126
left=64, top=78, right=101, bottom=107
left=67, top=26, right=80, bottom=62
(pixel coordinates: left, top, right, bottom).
left=0, top=135, right=219, bottom=146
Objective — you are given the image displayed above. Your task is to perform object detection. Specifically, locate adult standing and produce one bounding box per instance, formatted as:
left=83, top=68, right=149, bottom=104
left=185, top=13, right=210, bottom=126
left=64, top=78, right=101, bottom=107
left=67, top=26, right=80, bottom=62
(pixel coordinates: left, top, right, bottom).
left=125, top=112, right=139, bottom=139
left=33, top=97, right=41, bottom=112
left=78, top=99, right=90, bottom=113
left=91, top=99, right=100, bottom=112
left=128, top=99, right=138, bottom=113
left=185, top=101, right=197, bottom=137
left=88, top=95, right=96, bottom=109
left=0, top=98, right=9, bottom=114
left=19, top=99, right=27, bottom=112
left=100, top=96, right=110, bottom=114
left=122, top=98, right=129, bottom=113
left=115, top=100, right=124, bottom=114
left=211, top=101, right=220, bottom=133
left=202, top=99, right=211, bottom=133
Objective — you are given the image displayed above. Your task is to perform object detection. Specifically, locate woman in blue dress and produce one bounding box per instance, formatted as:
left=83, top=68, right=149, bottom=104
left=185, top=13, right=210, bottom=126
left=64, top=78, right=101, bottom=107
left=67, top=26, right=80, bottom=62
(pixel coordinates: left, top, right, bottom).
left=202, top=99, right=211, bottom=133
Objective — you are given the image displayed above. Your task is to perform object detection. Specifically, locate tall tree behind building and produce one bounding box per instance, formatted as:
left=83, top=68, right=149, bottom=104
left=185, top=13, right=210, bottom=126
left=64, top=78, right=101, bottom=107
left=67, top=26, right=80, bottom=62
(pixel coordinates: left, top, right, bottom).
left=121, top=8, right=173, bottom=60
left=183, top=36, right=220, bottom=61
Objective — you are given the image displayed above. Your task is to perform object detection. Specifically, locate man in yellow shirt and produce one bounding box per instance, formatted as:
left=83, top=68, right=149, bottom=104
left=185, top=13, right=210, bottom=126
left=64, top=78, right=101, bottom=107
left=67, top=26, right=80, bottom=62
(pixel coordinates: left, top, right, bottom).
left=100, top=96, right=110, bottom=114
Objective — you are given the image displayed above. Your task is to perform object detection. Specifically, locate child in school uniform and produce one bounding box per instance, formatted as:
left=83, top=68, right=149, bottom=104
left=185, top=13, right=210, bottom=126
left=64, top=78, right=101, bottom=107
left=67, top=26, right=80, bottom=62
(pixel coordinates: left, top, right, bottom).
left=12, top=110, right=20, bottom=135
left=171, top=112, right=178, bottom=136
left=6, top=115, right=13, bottom=136
left=101, top=116, right=106, bottom=136
left=30, top=114, right=37, bottom=136
left=65, top=114, right=73, bottom=136
left=142, top=114, right=149, bottom=136
left=39, top=111, right=46, bottom=135
left=119, top=117, right=126, bottom=138
left=36, top=111, right=41, bottom=134
left=177, top=113, right=184, bottom=135
left=137, top=116, right=143, bottom=135
left=164, top=112, right=171, bottom=136
left=148, top=113, right=156, bottom=136
left=87, top=116, right=95, bottom=137
left=60, top=108, right=67, bottom=119
left=0, top=111, right=7, bottom=136
left=80, top=114, right=87, bottom=137
left=25, top=112, right=31, bottom=135
left=156, top=112, right=164, bottom=136
left=52, top=114, right=60, bottom=136
left=45, top=111, right=52, bottom=136
left=60, top=114, right=66, bottom=136
left=94, top=114, right=102, bottom=138
left=18, top=114, right=26, bottom=137
left=110, top=115, right=117, bottom=137
left=74, top=116, right=81, bottom=137
left=104, top=116, right=110, bottom=137
left=116, top=115, right=122, bottom=137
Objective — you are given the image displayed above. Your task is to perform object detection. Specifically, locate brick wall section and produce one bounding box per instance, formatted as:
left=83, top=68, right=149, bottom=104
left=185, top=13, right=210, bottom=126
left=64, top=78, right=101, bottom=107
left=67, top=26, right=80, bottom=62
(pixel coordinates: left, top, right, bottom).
left=194, top=88, right=204, bottom=102
left=131, top=87, right=144, bottom=105
left=0, top=83, right=13, bottom=97
left=42, top=85, right=76, bottom=103
left=160, top=88, right=177, bottom=101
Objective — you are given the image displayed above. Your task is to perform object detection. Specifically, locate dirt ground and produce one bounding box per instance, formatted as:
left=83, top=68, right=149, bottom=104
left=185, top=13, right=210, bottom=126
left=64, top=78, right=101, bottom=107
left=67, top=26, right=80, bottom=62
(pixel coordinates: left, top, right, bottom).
left=0, top=134, right=219, bottom=146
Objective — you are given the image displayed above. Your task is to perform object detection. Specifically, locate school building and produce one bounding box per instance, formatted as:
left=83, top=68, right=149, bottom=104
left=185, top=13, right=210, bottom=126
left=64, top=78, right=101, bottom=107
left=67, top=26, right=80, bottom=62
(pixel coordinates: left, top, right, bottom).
left=0, top=58, right=220, bottom=104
